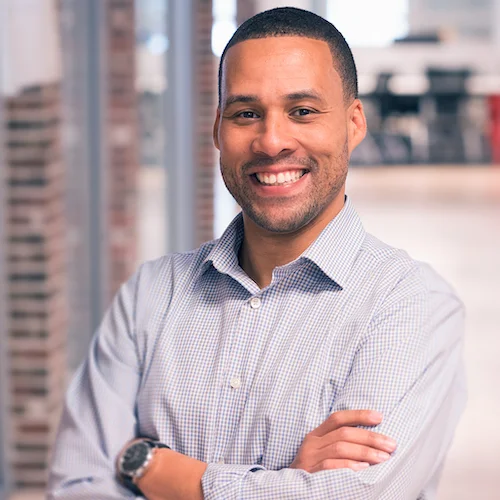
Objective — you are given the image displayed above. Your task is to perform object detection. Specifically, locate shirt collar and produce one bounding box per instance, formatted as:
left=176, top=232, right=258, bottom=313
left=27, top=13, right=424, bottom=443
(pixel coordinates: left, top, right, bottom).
left=201, top=196, right=365, bottom=289
left=201, top=211, right=245, bottom=278
left=300, top=196, right=365, bottom=289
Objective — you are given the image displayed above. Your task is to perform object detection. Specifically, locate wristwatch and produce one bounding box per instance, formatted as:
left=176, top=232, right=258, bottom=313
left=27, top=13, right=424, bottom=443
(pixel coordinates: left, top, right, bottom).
left=117, top=438, right=170, bottom=494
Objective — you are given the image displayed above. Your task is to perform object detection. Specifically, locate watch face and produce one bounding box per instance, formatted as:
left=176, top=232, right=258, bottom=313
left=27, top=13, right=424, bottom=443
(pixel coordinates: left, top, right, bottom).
left=121, top=442, right=150, bottom=474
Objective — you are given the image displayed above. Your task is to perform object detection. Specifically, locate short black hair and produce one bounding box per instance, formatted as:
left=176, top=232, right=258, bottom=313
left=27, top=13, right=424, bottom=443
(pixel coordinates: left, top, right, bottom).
left=218, top=7, right=358, bottom=106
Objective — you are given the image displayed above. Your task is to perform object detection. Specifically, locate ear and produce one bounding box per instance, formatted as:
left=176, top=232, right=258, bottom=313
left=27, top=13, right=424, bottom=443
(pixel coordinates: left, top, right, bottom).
left=213, top=107, right=221, bottom=151
left=347, top=99, right=367, bottom=155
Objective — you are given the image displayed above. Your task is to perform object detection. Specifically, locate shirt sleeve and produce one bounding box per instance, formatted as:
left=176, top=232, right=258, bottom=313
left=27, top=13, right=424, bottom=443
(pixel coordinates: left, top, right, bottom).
left=47, top=268, right=144, bottom=499
left=201, top=264, right=467, bottom=500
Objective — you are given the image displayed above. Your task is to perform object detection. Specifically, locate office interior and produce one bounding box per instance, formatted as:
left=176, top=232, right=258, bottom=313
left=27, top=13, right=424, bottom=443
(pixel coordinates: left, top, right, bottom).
left=0, top=0, right=499, bottom=498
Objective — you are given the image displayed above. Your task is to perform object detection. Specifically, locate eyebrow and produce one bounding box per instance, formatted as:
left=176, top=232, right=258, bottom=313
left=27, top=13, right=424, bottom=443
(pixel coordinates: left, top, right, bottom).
left=223, top=90, right=326, bottom=109
left=285, top=90, right=325, bottom=103
left=223, top=94, right=259, bottom=108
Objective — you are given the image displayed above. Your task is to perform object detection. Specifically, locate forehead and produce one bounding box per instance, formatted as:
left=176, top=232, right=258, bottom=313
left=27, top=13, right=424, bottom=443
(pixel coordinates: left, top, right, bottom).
left=221, top=36, right=342, bottom=100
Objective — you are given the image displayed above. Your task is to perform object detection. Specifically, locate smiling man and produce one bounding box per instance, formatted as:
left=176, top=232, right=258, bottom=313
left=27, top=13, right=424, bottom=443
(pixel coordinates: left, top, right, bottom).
left=48, top=7, right=466, bottom=500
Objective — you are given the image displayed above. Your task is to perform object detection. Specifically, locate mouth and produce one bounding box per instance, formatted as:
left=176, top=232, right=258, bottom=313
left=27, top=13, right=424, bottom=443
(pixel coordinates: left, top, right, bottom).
left=252, top=169, right=308, bottom=187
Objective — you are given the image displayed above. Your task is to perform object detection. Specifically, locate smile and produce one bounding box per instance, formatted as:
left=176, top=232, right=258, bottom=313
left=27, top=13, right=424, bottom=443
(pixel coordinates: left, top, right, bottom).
left=254, top=169, right=307, bottom=186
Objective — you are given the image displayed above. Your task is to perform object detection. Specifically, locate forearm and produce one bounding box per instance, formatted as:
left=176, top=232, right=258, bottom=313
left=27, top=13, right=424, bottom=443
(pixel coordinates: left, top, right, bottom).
left=137, top=375, right=464, bottom=500
left=134, top=449, right=397, bottom=500
left=202, top=462, right=395, bottom=500
left=135, top=449, right=364, bottom=500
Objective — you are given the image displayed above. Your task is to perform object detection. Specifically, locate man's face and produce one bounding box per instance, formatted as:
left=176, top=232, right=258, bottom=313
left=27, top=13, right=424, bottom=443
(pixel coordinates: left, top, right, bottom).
left=214, top=36, right=366, bottom=234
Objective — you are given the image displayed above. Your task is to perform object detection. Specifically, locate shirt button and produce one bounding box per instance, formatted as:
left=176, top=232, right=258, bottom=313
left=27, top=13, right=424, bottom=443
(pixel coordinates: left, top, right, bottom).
left=218, top=459, right=225, bottom=464
left=230, top=377, right=242, bottom=389
left=249, top=297, right=261, bottom=309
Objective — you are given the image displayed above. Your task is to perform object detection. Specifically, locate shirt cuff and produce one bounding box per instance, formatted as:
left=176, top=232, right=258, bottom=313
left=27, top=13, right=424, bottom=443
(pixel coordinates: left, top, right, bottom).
left=201, top=462, right=266, bottom=500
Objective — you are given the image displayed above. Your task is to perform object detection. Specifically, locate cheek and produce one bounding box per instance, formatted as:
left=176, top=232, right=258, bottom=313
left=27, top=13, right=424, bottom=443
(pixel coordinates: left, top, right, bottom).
left=220, top=122, right=255, bottom=147
left=299, top=121, right=347, bottom=153
left=219, top=135, right=253, bottom=164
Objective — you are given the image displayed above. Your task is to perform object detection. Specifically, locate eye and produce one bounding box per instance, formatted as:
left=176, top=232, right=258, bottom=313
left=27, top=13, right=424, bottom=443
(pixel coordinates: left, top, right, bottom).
left=291, top=108, right=315, bottom=117
left=236, top=111, right=260, bottom=119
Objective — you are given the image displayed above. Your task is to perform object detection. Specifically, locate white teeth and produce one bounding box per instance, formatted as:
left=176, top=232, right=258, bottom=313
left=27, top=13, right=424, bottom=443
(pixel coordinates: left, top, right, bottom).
left=255, top=170, right=305, bottom=186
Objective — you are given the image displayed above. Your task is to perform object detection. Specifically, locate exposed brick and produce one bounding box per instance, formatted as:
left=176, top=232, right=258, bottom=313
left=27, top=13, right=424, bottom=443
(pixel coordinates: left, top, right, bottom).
left=194, top=0, right=216, bottom=246
left=105, top=0, right=139, bottom=300
left=4, top=79, right=68, bottom=490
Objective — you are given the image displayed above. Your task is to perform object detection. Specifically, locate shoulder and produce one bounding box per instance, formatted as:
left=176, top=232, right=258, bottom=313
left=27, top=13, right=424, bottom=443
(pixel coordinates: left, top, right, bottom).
left=355, top=233, right=462, bottom=314
left=126, top=240, right=218, bottom=321
left=138, top=239, right=217, bottom=287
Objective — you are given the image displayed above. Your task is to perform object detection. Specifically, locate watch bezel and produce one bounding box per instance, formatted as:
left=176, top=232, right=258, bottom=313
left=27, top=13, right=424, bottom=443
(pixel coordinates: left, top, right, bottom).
left=118, top=439, right=156, bottom=481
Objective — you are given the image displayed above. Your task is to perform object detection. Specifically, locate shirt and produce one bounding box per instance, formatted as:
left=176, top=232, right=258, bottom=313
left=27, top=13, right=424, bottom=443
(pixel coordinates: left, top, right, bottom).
left=48, top=197, right=466, bottom=499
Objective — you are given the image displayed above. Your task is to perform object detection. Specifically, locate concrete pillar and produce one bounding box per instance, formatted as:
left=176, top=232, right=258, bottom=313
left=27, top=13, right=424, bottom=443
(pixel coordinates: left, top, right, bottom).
left=60, top=0, right=140, bottom=369
left=166, top=0, right=216, bottom=251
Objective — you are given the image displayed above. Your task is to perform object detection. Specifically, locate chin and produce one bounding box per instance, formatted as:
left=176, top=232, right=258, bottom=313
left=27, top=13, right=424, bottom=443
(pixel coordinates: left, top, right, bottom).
left=248, top=210, right=316, bottom=234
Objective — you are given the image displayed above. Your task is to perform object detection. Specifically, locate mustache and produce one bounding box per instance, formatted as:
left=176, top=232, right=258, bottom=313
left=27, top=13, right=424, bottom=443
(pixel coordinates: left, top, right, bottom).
left=242, top=155, right=318, bottom=173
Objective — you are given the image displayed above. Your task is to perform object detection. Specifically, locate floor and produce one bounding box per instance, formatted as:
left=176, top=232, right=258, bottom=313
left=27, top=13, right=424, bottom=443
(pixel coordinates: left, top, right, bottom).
left=11, top=166, right=500, bottom=500
left=346, top=167, right=500, bottom=500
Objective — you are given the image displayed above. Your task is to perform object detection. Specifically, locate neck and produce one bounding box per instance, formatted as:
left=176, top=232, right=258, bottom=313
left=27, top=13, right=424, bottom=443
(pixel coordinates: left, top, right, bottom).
left=239, top=195, right=346, bottom=289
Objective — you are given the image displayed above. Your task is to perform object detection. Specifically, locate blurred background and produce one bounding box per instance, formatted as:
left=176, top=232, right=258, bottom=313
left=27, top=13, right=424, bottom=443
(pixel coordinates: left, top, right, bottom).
left=0, top=0, right=499, bottom=499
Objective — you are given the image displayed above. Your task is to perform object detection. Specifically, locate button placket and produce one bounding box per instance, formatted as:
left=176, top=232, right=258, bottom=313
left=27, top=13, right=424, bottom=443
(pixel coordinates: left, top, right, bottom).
left=213, top=293, right=263, bottom=463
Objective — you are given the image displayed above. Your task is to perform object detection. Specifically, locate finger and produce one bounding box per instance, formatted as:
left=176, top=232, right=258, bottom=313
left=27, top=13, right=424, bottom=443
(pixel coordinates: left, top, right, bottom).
left=313, top=441, right=393, bottom=467
left=319, top=427, right=397, bottom=454
left=310, top=410, right=383, bottom=437
left=309, top=459, right=370, bottom=474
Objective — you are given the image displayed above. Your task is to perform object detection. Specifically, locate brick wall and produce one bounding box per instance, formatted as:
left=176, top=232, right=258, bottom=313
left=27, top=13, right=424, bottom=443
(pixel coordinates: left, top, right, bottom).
left=5, top=83, right=67, bottom=489
left=106, top=0, right=139, bottom=298
left=195, top=0, right=216, bottom=247
left=3, top=0, right=141, bottom=489
left=1, top=0, right=215, bottom=492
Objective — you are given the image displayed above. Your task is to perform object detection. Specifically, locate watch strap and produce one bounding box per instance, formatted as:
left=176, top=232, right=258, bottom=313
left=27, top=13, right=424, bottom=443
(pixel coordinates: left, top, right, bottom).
left=122, top=475, right=143, bottom=496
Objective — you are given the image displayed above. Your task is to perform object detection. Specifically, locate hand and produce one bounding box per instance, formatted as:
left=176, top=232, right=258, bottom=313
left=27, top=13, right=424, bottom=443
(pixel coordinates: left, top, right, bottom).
left=290, top=410, right=397, bottom=473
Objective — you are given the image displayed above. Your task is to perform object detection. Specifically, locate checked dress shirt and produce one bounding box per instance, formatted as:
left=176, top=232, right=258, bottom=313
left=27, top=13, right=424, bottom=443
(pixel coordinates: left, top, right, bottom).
left=48, top=197, right=466, bottom=499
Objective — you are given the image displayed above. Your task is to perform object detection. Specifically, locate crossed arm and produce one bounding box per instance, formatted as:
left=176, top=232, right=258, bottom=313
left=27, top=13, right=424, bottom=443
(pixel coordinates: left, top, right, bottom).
left=48, top=269, right=466, bottom=499
left=136, top=310, right=465, bottom=500
left=135, top=409, right=397, bottom=499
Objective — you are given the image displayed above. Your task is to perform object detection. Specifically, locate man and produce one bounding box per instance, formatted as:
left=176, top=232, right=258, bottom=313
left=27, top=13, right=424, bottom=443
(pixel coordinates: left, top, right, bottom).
left=48, top=7, right=466, bottom=499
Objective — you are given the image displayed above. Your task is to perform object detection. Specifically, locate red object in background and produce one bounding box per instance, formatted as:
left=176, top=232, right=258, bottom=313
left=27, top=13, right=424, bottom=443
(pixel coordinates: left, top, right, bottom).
left=489, top=96, right=500, bottom=164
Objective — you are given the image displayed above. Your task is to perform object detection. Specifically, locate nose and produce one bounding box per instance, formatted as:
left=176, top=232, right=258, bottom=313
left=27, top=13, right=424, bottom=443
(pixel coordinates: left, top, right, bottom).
left=250, top=112, right=298, bottom=158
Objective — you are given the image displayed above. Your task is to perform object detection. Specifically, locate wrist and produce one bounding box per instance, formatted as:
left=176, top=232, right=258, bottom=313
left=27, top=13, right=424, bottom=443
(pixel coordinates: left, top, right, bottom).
left=116, top=438, right=170, bottom=496
left=136, top=447, right=173, bottom=499
left=138, top=448, right=207, bottom=500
